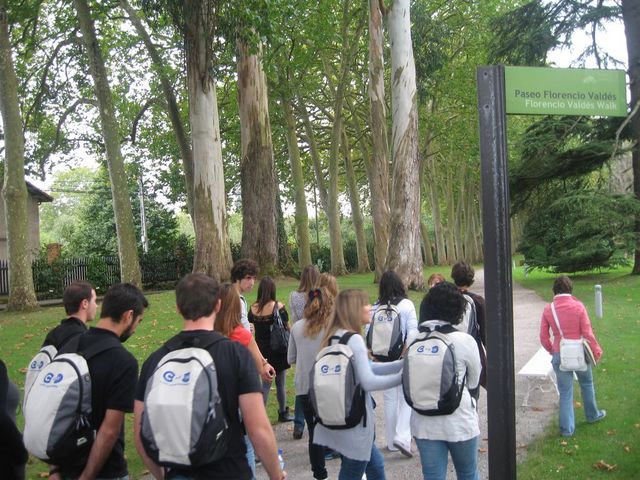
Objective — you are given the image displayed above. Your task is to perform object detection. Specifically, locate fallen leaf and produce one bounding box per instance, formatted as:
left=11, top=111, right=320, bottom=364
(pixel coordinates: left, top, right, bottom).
left=38, top=473, right=49, bottom=478
left=531, top=406, right=544, bottom=412
left=593, top=460, right=617, bottom=472
left=517, top=444, right=528, bottom=449
left=574, top=444, right=580, bottom=449
left=19, top=367, right=27, bottom=373
left=560, top=440, right=568, bottom=446
left=624, top=445, right=631, bottom=453
left=555, top=465, right=565, bottom=472
left=634, top=423, right=640, bottom=429
left=23, top=333, right=34, bottom=339
left=607, top=430, right=616, bottom=435
left=478, top=448, right=488, bottom=453
left=574, top=401, right=582, bottom=408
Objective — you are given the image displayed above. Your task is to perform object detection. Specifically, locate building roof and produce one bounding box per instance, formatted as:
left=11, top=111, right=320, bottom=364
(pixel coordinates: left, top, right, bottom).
left=26, top=181, right=53, bottom=202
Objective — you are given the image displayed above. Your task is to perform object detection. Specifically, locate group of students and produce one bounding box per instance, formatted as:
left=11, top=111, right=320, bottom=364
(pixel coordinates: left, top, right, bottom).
left=1, top=259, right=489, bottom=480
left=284, top=262, right=486, bottom=480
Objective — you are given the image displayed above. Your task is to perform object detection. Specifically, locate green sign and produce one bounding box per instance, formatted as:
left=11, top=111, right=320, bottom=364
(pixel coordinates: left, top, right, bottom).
left=505, top=66, right=627, bottom=117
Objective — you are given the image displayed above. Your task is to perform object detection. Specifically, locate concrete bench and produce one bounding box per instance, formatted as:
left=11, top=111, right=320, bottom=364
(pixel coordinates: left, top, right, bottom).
left=517, top=347, right=558, bottom=407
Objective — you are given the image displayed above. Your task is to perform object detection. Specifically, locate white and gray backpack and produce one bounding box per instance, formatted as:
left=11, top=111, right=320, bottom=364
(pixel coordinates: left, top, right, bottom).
left=309, top=332, right=366, bottom=429
left=23, top=335, right=120, bottom=466
left=24, top=344, right=58, bottom=409
left=402, top=324, right=466, bottom=416
left=141, top=334, right=229, bottom=467
left=456, top=295, right=480, bottom=340
left=366, top=301, right=405, bottom=362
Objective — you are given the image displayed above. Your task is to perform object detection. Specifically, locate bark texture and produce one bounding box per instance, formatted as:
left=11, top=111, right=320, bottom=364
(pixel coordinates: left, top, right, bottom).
left=282, top=91, right=312, bottom=268
left=622, top=0, right=640, bottom=275
left=120, top=0, right=195, bottom=218
left=386, top=0, right=424, bottom=289
left=237, top=39, right=278, bottom=274
left=73, top=0, right=141, bottom=286
left=367, top=0, right=391, bottom=281
left=0, top=2, right=38, bottom=310
left=185, top=1, right=232, bottom=280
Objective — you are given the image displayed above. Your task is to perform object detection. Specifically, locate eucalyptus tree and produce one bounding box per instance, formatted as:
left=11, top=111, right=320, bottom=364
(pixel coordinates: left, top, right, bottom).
left=143, top=0, right=232, bottom=280
left=236, top=29, right=279, bottom=274
left=366, top=0, right=390, bottom=281
left=0, top=0, right=39, bottom=309
left=72, top=0, right=142, bottom=286
left=385, top=0, right=423, bottom=289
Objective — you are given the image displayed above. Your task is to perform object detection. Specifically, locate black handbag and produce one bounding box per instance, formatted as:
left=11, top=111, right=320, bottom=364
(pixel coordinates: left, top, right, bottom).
left=269, top=303, right=289, bottom=353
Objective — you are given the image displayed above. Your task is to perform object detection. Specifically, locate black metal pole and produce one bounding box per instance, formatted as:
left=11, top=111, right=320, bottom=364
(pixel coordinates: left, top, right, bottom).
left=476, top=65, right=516, bottom=479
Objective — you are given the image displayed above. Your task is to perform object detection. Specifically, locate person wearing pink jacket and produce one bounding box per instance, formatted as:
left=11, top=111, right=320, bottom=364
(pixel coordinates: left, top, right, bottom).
left=540, top=276, right=606, bottom=437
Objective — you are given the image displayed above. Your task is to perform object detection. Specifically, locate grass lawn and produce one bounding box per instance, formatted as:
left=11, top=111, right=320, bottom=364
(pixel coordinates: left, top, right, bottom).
left=513, top=265, right=640, bottom=479
left=0, top=267, right=442, bottom=479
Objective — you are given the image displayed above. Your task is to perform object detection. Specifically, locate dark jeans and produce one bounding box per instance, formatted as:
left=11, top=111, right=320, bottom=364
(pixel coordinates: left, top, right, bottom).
left=294, top=395, right=305, bottom=431
left=299, top=394, right=327, bottom=480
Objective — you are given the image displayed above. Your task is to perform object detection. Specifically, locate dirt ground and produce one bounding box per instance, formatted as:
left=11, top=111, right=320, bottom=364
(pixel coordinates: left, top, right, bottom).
left=254, top=271, right=558, bottom=479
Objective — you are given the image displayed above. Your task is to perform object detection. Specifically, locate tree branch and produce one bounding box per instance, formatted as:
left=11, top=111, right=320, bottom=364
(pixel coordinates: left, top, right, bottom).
left=129, top=98, right=156, bottom=145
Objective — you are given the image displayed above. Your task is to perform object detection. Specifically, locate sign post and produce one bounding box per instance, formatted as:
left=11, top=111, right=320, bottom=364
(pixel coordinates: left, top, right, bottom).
left=476, top=65, right=625, bottom=479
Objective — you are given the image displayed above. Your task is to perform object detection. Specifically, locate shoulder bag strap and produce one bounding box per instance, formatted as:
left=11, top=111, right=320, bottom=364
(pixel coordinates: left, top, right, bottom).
left=339, top=331, right=356, bottom=345
left=550, top=302, right=565, bottom=340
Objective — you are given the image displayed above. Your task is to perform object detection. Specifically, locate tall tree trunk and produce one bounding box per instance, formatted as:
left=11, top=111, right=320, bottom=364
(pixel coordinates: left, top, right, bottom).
left=427, top=156, right=447, bottom=264
left=301, top=108, right=329, bottom=213
left=418, top=147, right=434, bottom=267
left=367, top=0, right=391, bottom=282
left=73, top=0, right=141, bottom=286
left=120, top=0, right=194, bottom=218
left=444, top=173, right=458, bottom=261
left=185, top=2, right=232, bottom=280
left=0, top=2, right=38, bottom=310
left=281, top=90, right=312, bottom=268
left=622, top=0, right=640, bottom=275
left=237, top=39, right=278, bottom=274
left=386, top=0, right=423, bottom=289
left=454, top=176, right=464, bottom=260
left=342, top=128, right=370, bottom=273
left=420, top=222, right=435, bottom=266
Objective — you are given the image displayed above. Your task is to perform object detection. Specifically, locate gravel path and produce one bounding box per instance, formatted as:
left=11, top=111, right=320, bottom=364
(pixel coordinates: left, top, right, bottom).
left=254, top=271, right=557, bottom=479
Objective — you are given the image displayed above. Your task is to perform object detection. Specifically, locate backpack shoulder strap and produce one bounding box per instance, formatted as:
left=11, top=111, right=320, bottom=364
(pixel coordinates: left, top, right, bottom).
left=339, top=331, right=357, bottom=345
left=434, top=324, right=457, bottom=335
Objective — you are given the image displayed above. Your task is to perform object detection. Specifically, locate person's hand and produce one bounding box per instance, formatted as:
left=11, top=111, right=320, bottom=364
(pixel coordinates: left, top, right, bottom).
left=262, top=363, right=275, bottom=381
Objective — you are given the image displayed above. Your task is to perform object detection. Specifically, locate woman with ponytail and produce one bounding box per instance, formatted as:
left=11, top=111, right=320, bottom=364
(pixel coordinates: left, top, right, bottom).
left=287, top=287, right=334, bottom=480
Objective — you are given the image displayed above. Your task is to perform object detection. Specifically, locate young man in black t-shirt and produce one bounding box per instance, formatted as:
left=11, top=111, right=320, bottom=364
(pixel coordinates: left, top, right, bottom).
left=48, top=283, right=148, bottom=480
left=134, top=273, right=285, bottom=480
left=42, top=281, right=98, bottom=349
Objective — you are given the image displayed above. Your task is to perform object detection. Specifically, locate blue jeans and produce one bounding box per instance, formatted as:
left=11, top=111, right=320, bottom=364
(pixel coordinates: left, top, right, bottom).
left=338, top=444, right=385, bottom=480
left=245, top=434, right=256, bottom=479
left=552, top=352, right=604, bottom=436
left=415, top=436, right=479, bottom=480
left=294, top=395, right=306, bottom=431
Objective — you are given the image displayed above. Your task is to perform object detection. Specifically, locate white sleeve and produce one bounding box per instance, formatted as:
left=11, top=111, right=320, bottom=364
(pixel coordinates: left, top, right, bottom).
left=460, top=333, right=481, bottom=390
left=287, top=322, right=299, bottom=365
left=400, top=298, right=419, bottom=345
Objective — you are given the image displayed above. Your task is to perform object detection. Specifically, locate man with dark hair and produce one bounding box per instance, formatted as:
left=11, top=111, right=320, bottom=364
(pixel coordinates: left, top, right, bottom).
left=49, top=283, right=148, bottom=480
left=134, top=273, right=285, bottom=480
left=231, top=258, right=259, bottom=332
left=42, top=281, right=97, bottom=349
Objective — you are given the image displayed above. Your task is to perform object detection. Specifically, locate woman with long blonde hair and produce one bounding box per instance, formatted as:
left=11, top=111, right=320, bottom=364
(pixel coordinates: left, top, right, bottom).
left=314, top=289, right=403, bottom=480
left=287, top=287, right=334, bottom=479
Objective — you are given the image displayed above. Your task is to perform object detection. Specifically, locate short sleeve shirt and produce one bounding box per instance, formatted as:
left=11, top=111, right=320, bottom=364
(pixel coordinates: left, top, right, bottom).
left=229, top=325, right=252, bottom=347
left=136, top=330, right=262, bottom=480
left=60, top=327, right=138, bottom=478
